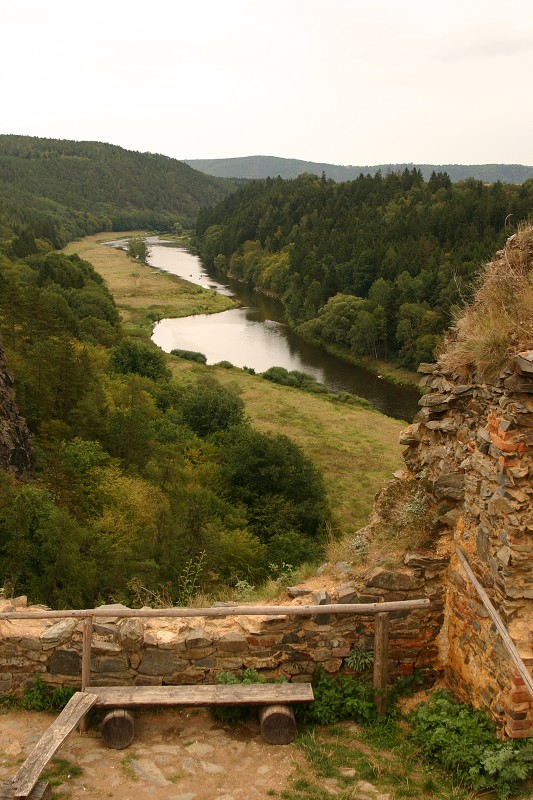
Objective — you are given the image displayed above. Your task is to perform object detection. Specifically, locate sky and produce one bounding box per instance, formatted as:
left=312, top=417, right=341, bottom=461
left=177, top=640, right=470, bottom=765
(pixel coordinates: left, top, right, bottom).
left=2, top=0, right=532, bottom=166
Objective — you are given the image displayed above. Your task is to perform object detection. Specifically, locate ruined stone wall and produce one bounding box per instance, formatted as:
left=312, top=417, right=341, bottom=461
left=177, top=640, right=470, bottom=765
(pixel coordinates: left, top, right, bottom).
left=0, top=565, right=444, bottom=697
left=401, top=352, right=533, bottom=736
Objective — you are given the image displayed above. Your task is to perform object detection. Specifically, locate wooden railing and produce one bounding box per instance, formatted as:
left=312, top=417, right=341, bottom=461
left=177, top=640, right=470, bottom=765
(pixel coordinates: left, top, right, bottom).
left=456, top=547, right=533, bottom=702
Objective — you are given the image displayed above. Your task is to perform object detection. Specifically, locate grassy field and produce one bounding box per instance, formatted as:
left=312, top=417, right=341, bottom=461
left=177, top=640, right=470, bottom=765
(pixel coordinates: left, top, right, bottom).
left=63, top=232, right=238, bottom=336
left=64, top=233, right=405, bottom=538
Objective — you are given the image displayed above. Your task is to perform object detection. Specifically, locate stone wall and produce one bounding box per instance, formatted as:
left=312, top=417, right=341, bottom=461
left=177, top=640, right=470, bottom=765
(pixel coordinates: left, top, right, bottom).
left=0, top=564, right=445, bottom=697
left=400, top=351, right=533, bottom=736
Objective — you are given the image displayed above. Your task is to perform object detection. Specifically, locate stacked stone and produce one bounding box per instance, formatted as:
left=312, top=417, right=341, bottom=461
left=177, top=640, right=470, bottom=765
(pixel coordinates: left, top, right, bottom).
left=399, top=352, right=533, bottom=736
left=0, top=579, right=441, bottom=696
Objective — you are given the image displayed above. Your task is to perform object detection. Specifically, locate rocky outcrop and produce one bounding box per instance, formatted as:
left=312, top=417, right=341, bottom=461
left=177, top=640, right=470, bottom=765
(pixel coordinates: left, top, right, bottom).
left=0, top=340, right=32, bottom=476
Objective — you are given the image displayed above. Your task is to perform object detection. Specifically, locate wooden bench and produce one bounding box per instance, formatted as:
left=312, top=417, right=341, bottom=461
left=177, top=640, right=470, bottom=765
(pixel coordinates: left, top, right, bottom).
left=0, top=683, right=313, bottom=797
left=90, top=683, right=314, bottom=748
left=1, top=692, right=98, bottom=800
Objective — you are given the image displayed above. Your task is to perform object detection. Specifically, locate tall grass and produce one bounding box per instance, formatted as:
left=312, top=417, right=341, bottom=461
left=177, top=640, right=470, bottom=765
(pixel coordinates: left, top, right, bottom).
left=440, top=224, right=533, bottom=379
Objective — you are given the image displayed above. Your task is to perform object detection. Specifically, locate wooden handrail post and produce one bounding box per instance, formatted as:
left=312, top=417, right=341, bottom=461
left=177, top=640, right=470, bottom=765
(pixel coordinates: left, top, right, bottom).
left=80, top=615, right=94, bottom=733
left=373, top=611, right=390, bottom=716
left=81, top=615, right=93, bottom=692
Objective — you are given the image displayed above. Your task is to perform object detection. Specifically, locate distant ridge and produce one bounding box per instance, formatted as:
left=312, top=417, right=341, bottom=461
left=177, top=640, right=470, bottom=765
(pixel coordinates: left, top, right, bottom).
left=184, top=155, right=533, bottom=185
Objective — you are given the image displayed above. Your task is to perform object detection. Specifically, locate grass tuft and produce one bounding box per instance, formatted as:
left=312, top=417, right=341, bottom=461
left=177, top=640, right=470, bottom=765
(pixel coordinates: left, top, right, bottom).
left=439, top=223, right=533, bottom=379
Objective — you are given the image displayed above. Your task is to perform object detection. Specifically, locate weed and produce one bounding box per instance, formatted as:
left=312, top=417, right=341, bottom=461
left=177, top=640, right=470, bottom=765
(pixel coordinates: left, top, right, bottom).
left=42, top=757, right=82, bottom=786
left=175, top=551, right=206, bottom=606
left=12, top=675, right=76, bottom=712
left=234, top=578, right=255, bottom=601
left=409, top=690, right=533, bottom=799
left=348, top=533, right=369, bottom=557
left=121, top=752, right=139, bottom=781
left=210, top=668, right=285, bottom=724
left=127, top=578, right=174, bottom=608
left=345, top=644, right=374, bottom=672
left=296, top=671, right=377, bottom=726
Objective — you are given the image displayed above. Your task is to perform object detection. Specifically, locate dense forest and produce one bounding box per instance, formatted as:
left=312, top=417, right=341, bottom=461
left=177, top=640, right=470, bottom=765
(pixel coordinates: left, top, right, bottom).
left=0, top=134, right=239, bottom=251
left=196, top=170, right=533, bottom=368
left=0, top=192, right=328, bottom=608
left=186, top=155, right=533, bottom=184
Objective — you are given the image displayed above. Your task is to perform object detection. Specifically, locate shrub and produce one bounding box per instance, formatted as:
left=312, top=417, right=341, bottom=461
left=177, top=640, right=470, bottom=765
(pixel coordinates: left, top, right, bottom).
left=210, top=669, right=285, bottom=724
left=15, top=675, right=76, bottom=712
left=111, top=338, right=170, bottom=380
left=180, top=378, right=245, bottom=437
left=297, top=671, right=377, bottom=726
left=409, top=690, right=533, bottom=799
left=170, top=348, right=207, bottom=364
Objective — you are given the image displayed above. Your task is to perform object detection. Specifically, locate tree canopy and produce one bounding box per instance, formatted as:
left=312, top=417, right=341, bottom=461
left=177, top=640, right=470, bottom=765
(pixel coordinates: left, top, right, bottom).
left=196, top=170, right=533, bottom=368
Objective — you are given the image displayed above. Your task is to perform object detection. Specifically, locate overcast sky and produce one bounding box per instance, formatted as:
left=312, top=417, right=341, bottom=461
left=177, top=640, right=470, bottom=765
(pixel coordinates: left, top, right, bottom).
left=2, top=0, right=532, bottom=166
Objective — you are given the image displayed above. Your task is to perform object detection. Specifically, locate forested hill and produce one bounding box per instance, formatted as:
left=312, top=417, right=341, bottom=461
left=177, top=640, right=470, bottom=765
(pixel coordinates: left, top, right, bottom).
left=186, top=155, right=533, bottom=184
left=196, top=170, right=533, bottom=369
left=0, top=135, right=238, bottom=251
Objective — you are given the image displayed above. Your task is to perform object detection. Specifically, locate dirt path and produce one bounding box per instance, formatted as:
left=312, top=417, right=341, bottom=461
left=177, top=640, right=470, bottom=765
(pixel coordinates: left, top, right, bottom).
left=0, top=707, right=304, bottom=799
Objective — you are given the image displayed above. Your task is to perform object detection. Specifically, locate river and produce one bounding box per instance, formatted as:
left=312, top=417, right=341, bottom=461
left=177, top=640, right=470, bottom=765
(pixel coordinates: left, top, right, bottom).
left=125, top=238, right=420, bottom=422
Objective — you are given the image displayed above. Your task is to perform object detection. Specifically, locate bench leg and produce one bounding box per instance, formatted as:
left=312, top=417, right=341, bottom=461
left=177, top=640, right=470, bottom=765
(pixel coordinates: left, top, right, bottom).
left=101, top=709, right=135, bottom=750
left=259, top=704, right=297, bottom=745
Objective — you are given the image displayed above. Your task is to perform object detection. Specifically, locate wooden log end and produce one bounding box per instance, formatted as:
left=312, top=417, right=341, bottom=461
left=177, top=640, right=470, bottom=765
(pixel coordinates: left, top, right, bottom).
left=259, top=704, right=297, bottom=745
left=101, top=709, right=135, bottom=750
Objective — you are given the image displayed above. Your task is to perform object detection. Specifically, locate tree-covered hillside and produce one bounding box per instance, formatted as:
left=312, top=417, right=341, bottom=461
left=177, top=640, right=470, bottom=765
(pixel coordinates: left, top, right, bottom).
left=0, top=244, right=329, bottom=607
left=186, top=155, right=533, bottom=184
left=0, top=135, right=239, bottom=251
left=196, top=170, right=533, bottom=368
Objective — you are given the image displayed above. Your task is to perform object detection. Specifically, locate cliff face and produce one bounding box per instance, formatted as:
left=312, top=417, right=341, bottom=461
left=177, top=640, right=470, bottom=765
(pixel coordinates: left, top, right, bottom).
left=0, top=341, right=32, bottom=477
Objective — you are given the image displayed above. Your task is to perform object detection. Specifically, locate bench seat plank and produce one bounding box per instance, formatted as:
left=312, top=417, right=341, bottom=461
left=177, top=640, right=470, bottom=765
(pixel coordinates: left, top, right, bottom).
left=13, top=692, right=98, bottom=799
left=90, top=683, right=314, bottom=707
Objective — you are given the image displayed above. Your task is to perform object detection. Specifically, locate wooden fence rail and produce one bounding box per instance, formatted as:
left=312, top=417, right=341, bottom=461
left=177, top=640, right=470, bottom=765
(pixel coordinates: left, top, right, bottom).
left=456, top=547, right=533, bottom=702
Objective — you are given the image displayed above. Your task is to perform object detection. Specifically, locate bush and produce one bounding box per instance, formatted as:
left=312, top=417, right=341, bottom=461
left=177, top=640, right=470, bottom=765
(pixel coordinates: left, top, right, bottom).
left=111, top=338, right=170, bottom=380
left=170, top=348, right=207, bottom=364
left=261, top=366, right=326, bottom=393
left=7, top=675, right=77, bottom=712
left=297, top=671, right=377, bottom=726
left=180, top=378, right=245, bottom=437
left=409, top=690, right=533, bottom=799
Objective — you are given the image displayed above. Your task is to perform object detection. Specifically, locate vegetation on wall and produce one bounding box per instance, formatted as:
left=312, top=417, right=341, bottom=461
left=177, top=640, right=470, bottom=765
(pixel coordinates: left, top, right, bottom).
left=196, top=170, right=533, bottom=369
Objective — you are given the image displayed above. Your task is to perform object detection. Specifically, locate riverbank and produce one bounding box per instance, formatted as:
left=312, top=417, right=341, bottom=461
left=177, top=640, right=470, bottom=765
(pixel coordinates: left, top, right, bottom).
left=63, top=232, right=238, bottom=336
left=63, top=232, right=406, bottom=537
left=293, top=336, right=421, bottom=389
left=222, top=269, right=421, bottom=390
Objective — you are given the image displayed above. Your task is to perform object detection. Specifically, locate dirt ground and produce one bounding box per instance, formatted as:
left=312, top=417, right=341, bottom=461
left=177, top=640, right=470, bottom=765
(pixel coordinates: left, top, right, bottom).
left=0, top=707, right=305, bottom=800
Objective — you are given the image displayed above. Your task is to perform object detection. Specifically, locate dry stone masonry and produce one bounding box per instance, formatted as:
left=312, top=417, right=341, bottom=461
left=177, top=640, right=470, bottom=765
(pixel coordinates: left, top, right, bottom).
left=400, top=349, right=533, bottom=737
